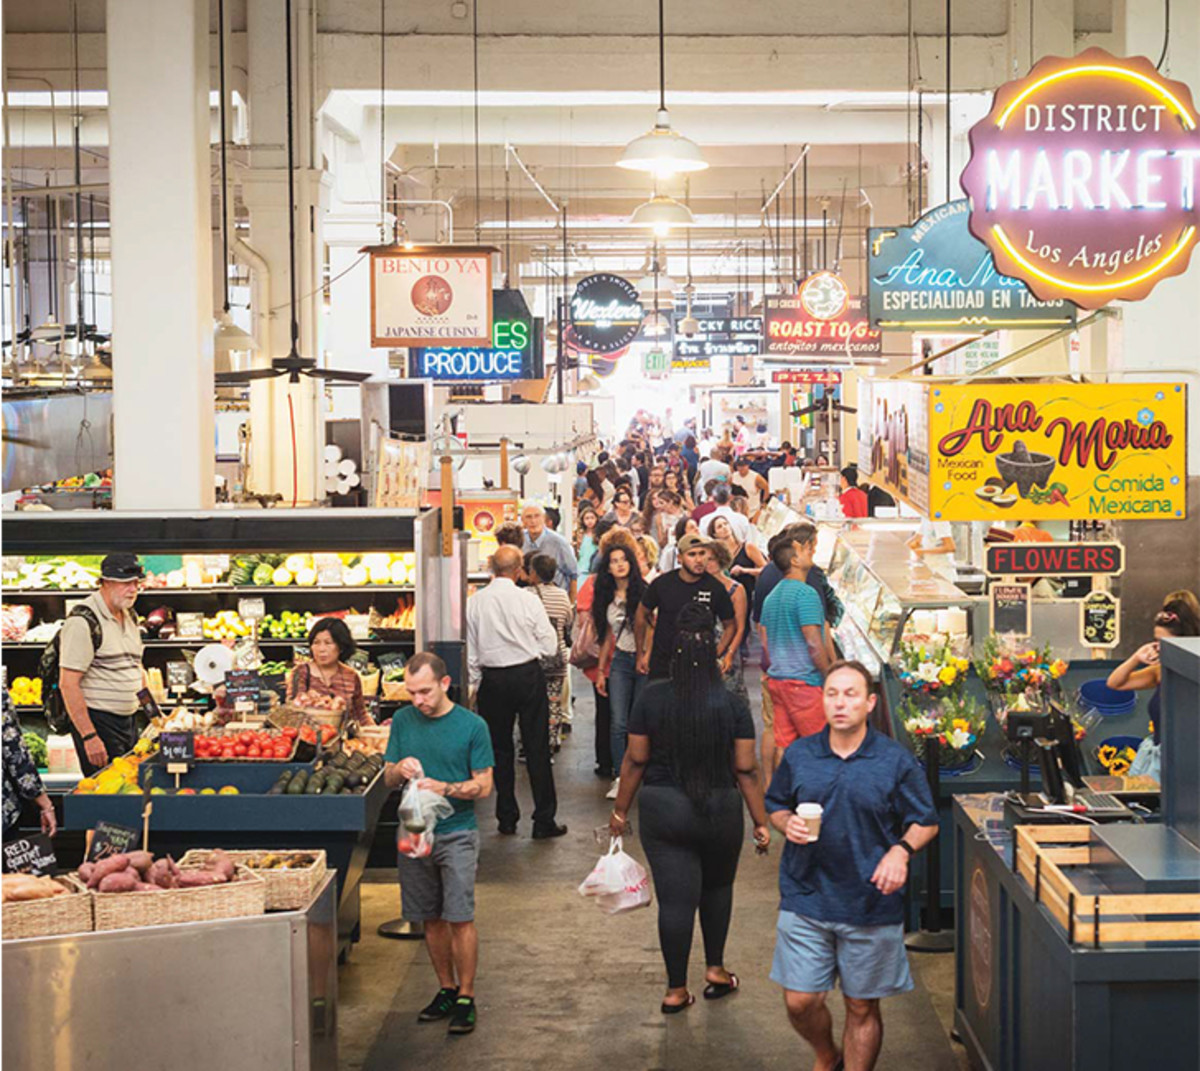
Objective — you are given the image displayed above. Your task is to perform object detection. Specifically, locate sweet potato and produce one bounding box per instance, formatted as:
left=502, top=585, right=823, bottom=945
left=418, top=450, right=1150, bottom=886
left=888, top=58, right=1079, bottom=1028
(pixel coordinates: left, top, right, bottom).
left=147, top=859, right=175, bottom=889
left=127, top=851, right=154, bottom=875
left=98, top=870, right=140, bottom=894
left=87, top=854, right=130, bottom=888
left=77, top=862, right=96, bottom=885
left=208, top=851, right=235, bottom=883
left=175, top=871, right=219, bottom=888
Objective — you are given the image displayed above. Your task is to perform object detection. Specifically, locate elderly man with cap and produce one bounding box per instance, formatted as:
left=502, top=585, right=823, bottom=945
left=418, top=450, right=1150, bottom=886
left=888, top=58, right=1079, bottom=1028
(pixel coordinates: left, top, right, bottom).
left=467, top=545, right=567, bottom=839
left=521, top=504, right=578, bottom=599
left=59, top=553, right=148, bottom=775
left=635, top=533, right=737, bottom=682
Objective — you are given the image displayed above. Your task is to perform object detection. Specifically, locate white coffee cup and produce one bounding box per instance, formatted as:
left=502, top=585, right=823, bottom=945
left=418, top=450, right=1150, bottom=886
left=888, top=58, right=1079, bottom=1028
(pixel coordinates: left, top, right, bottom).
left=795, top=803, right=824, bottom=842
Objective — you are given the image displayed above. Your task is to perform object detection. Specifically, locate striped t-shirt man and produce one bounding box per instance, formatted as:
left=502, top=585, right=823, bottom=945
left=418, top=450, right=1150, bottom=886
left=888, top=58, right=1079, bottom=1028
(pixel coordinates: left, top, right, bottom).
left=60, top=590, right=145, bottom=715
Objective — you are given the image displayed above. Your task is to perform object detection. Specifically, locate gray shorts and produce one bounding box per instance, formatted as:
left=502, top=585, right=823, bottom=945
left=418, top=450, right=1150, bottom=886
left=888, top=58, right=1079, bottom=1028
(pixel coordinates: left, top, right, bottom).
left=770, top=910, right=914, bottom=1000
left=397, top=829, right=480, bottom=923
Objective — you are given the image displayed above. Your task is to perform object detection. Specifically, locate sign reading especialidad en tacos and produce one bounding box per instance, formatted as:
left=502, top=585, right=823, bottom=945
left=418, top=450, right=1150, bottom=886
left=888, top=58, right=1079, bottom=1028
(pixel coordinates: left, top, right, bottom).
left=926, top=382, right=1186, bottom=521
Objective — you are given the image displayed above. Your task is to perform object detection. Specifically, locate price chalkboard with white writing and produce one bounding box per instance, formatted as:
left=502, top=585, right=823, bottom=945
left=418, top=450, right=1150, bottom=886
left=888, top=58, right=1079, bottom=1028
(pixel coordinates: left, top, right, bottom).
left=86, top=821, right=140, bottom=863
left=177, top=612, right=204, bottom=640
left=1080, top=590, right=1120, bottom=649
left=226, top=669, right=261, bottom=710
left=990, top=582, right=1031, bottom=637
left=3, top=834, right=58, bottom=876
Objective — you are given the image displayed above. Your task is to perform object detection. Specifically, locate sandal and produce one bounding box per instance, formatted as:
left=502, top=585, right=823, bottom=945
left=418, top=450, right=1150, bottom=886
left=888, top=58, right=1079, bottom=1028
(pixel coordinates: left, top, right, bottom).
left=660, top=993, right=696, bottom=1015
left=702, top=972, right=740, bottom=1000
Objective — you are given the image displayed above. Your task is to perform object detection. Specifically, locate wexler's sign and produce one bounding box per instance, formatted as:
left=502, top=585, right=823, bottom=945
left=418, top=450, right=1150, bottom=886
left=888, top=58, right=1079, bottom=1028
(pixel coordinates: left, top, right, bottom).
left=868, top=200, right=1076, bottom=328
left=366, top=245, right=496, bottom=347
left=960, top=49, right=1200, bottom=309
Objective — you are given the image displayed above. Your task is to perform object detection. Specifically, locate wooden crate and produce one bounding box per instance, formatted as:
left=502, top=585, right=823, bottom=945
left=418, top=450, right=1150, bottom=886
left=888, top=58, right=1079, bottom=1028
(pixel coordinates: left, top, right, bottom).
left=1013, top=824, right=1200, bottom=947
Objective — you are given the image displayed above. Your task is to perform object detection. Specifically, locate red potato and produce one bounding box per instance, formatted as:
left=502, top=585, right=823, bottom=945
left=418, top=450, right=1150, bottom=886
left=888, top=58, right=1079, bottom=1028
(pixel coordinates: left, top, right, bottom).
left=77, top=862, right=96, bottom=885
left=87, top=854, right=130, bottom=888
left=127, top=851, right=154, bottom=875
left=97, top=870, right=140, bottom=893
left=176, top=871, right=219, bottom=888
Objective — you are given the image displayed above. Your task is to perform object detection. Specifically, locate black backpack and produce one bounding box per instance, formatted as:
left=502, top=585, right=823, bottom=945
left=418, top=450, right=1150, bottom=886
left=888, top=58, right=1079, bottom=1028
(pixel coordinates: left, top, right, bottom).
left=38, top=606, right=102, bottom=734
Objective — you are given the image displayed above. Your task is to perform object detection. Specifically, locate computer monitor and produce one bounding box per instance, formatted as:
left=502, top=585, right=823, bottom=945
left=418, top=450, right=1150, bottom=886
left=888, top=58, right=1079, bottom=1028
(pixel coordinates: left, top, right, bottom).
left=1036, top=739, right=1067, bottom=804
left=1046, top=701, right=1085, bottom=789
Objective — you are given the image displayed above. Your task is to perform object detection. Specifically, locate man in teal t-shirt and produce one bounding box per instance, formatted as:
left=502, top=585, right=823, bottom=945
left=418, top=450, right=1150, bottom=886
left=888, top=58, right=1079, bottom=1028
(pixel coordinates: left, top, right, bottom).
left=384, top=652, right=494, bottom=1036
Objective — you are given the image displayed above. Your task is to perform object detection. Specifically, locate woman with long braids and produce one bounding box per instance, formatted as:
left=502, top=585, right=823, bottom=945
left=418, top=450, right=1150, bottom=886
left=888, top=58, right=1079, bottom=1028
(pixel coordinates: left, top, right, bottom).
left=610, top=603, right=770, bottom=1014
left=593, top=544, right=648, bottom=800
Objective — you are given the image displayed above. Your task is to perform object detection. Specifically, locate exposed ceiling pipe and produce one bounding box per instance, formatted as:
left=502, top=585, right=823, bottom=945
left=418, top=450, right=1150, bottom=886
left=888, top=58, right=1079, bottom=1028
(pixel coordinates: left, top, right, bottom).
left=760, top=143, right=809, bottom=219
left=504, top=144, right=561, bottom=215
left=231, top=236, right=270, bottom=361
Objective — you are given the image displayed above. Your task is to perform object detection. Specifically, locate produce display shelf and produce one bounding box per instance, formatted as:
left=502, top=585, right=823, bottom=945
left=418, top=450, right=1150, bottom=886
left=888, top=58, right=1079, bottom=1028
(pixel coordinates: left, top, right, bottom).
left=3, top=635, right=415, bottom=649
left=63, top=757, right=391, bottom=952
left=2, top=584, right=417, bottom=596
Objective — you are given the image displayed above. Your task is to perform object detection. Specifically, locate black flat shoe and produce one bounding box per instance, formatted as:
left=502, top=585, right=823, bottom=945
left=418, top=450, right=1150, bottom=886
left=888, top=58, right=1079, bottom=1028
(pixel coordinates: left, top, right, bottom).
left=702, top=972, right=739, bottom=1000
left=661, top=993, right=695, bottom=1015
left=594, top=766, right=613, bottom=780
left=497, top=823, right=517, bottom=836
left=532, top=823, right=568, bottom=839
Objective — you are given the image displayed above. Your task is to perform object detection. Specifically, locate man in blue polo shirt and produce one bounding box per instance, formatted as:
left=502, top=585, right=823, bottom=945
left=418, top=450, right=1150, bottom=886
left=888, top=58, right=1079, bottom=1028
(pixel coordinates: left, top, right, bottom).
left=766, top=661, right=938, bottom=1071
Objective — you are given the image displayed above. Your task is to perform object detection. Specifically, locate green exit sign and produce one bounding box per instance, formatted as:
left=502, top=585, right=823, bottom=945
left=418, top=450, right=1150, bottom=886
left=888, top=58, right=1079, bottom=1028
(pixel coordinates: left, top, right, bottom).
left=643, top=349, right=669, bottom=377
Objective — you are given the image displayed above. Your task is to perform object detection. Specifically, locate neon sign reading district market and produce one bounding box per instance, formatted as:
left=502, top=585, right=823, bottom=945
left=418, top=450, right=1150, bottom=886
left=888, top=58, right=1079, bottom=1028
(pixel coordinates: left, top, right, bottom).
left=961, top=49, right=1200, bottom=308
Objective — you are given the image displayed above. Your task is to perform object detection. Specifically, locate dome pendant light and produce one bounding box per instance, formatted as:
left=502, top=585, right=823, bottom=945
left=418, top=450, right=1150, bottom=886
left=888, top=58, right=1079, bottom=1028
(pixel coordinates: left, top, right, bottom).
left=629, top=192, right=694, bottom=236
left=617, top=0, right=708, bottom=178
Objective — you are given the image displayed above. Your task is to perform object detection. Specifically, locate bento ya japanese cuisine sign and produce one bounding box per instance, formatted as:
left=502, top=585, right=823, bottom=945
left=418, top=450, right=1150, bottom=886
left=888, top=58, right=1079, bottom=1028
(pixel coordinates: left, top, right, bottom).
left=961, top=49, right=1200, bottom=308
left=765, top=273, right=882, bottom=358
left=928, top=382, right=1186, bottom=521
left=369, top=246, right=494, bottom=347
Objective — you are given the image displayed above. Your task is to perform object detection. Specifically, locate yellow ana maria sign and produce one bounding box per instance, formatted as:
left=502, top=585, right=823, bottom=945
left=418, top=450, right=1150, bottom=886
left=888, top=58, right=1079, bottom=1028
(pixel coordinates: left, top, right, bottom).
left=927, top=382, right=1186, bottom=521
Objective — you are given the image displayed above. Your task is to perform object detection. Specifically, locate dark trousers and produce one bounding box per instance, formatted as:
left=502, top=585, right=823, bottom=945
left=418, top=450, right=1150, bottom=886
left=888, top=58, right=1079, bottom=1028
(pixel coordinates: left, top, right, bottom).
left=477, top=660, right=558, bottom=831
left=638, top=784, right=744, bottom=989
left=593, top=683, right=613, bottom=775
left=70, top=707, right=138, bottom=777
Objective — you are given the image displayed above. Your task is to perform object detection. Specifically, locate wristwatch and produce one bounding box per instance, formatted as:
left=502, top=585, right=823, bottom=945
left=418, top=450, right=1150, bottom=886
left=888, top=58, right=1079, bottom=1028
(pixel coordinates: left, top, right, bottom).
left=896, top=839, right=916, bottom=858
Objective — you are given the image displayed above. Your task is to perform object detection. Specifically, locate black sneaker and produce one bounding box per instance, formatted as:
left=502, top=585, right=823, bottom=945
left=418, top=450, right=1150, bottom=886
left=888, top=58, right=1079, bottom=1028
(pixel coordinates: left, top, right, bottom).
left=447, top=996, right=476, bottom=1035
left=417, top=987, right=459, bottom=1022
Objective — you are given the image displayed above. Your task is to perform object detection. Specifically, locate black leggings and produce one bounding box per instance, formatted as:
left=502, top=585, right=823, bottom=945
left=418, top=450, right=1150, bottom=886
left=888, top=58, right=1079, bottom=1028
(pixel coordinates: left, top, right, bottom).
left=638, top=784, right=744, bottom=989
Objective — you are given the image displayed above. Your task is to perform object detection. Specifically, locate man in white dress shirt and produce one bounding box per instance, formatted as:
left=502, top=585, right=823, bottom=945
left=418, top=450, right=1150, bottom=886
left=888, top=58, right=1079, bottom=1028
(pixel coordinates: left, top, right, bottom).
left=699, top=485, right=752, bottom=542
left=466, top=545, right=567, bottom=839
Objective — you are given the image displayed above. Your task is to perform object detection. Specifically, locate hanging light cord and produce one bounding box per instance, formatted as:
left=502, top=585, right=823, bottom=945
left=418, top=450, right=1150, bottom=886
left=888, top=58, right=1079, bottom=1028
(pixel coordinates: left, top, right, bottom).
left=658, top=0, right=666, bottom=113
left=284, top=0, right=300, bottom=358
left=944, top=0, right=951, bottom=206
left=379, top=0, right=386, bottom=238
left=217, top=0, right=232, bottom=314
left=72, top=0, right=85, bottom=341
left=1157, top=0, right=1170, bottom=70
left=473, top=0, right=482, bottom=243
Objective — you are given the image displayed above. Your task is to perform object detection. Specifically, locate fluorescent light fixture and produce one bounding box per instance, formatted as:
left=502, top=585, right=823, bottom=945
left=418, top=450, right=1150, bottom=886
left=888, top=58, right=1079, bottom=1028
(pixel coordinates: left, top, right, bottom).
left=629, top=193, right=695, bottom=236
left=8, top=90, right=245, bottom=109
left=334, top=89, right=976, bottom=109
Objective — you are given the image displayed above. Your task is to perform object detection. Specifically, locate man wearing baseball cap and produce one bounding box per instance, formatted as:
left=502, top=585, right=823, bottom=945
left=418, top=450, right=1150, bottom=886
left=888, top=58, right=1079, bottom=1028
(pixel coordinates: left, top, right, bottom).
left=60, top=553, right=147, bottom=774
left=635, top=533, right=736, bottom=681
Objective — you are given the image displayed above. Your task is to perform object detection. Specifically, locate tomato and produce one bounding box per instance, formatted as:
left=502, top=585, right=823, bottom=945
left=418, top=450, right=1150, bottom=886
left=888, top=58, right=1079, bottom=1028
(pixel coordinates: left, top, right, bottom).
left=396, top=837, right=413, bottom=854
left=280, top=727, right=298, bottom=739
left=233, top=743, right=248, bottom=757
left=246, top=746, right=260, bottom=758
left=238, top=731, right=254, bottom=746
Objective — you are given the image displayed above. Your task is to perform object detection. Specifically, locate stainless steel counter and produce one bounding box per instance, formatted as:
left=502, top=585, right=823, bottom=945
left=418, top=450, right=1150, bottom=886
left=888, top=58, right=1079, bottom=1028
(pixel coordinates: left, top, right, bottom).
left=2, top=874, right=338, bottom=1071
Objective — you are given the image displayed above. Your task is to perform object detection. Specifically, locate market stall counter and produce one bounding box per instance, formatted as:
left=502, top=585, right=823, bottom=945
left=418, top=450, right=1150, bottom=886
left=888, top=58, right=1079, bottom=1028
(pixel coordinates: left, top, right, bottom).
left=63, top=755, right=390, bottom=955
left=953, top=795, right=1198, bottom=1071
left=3, top=872, right=338, bottom=1071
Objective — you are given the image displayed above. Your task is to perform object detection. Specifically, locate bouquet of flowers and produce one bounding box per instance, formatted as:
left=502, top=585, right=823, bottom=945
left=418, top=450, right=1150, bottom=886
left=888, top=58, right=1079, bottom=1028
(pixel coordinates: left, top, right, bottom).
left=895, top=640, right=972, bottom=702
left=1096, top=742, right=1138, bottom=777
left=900, top=692, right=986, bottom=769
left=974, top=634, right=1067, bottom=707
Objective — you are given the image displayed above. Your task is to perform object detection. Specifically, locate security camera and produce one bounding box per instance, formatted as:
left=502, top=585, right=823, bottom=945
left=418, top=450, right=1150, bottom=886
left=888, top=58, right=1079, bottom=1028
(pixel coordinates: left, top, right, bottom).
left=680, top=315, right=700, bottom=338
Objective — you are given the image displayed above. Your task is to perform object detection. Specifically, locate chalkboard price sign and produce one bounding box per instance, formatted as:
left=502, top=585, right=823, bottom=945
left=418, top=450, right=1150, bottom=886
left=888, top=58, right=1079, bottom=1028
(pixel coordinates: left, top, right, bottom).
left=226, top=669, right=261, bottom=710
left=3, top=834, right=58, bottom=876
left=166, top=661, right=194, bottom=693
left=990, top=582, right=1031, bottom=637
left=237, top=597, right=266, bottom=622
left=86, top=821, right=140, bottom=863
left=137, top=688, right=164, bottom=721
left=159, top=731, right=195, bottom=767
left=1080, top=590, right=1120, bottom=649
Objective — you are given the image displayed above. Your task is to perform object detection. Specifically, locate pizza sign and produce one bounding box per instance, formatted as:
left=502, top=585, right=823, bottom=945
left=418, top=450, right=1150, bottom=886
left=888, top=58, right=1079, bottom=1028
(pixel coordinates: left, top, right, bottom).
left=961, top=49, right=1200, bottom=308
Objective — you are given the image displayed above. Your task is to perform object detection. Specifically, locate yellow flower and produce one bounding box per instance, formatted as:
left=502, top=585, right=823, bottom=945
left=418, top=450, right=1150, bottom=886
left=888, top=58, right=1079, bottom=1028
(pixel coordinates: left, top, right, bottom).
left=952, top=719, right=969, bottom=731
left=1050, top=659, right=1068, bottom=678
left=1098, top=745, right=1117, bottom=762
left=938, top=666, right=958, bottom=685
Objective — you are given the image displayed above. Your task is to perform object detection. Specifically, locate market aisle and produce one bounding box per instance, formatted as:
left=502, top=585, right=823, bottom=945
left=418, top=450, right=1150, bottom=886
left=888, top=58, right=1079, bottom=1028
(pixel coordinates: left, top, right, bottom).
left=343, top=670, right=965, bottom=1071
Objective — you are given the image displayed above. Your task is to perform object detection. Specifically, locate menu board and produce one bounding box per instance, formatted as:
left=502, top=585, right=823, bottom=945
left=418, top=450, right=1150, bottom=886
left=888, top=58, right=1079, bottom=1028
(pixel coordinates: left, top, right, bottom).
left=990, top=582, right=1032, bottom=637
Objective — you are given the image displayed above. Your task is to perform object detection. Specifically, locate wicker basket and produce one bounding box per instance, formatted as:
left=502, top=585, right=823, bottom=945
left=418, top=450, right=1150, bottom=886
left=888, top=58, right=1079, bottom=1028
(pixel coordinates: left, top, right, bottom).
left=2, top=875, right=92, bottom=941
left=180, top=850, right=327, bottom=912
left=90, top=865, right=265, bottom=931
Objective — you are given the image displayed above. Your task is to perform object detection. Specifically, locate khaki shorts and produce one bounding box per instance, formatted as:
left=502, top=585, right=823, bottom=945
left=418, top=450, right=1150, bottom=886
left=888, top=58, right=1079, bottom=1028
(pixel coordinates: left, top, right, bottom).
left=759, top=679, right=775, bottom=730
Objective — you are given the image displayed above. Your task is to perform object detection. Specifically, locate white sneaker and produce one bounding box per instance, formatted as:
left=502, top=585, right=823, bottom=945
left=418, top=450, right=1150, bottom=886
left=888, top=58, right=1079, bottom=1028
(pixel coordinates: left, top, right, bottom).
left=605, top=778, right=621, bottom=800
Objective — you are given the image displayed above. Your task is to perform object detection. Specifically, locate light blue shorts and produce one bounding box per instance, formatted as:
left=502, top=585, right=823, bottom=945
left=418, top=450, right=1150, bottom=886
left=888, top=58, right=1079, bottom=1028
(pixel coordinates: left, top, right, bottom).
left=770, top=910, right=914, bottom=1000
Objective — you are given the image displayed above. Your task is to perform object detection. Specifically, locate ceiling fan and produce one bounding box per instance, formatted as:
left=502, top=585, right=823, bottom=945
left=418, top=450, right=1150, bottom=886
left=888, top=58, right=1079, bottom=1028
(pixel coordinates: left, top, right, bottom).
left=215, top=0, right=370, bottom=388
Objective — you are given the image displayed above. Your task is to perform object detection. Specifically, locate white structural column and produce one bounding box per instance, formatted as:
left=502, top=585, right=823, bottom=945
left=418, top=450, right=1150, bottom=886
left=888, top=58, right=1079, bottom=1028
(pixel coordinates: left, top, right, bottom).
left=107, top=0, right=214, bottom=508
left=1117, top=0, right=1200, bottom=473
left=243, top=0, right=324, bottom=505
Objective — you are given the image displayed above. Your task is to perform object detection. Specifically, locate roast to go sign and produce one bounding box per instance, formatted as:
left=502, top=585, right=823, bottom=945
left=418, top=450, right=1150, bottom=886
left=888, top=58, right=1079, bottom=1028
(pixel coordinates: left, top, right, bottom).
left=986, top=542, right=1124, bottom=577
left=368, top=246, right=494, bottom=347
left=961, top=49, right=1200, bottom=308
left=765, top=273, right=882, bottom=358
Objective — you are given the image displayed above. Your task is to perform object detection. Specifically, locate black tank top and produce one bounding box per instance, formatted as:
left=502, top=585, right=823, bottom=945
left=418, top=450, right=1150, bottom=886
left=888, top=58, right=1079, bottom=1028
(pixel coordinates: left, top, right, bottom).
left=733, top=543, right=756, bottom=604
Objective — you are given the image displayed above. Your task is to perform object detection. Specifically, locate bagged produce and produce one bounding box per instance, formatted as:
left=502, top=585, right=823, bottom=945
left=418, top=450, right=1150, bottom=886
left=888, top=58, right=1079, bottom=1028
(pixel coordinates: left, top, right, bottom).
left=396, top=764, right=454, bottom=859
left=578, top=837, right=651, bottom=915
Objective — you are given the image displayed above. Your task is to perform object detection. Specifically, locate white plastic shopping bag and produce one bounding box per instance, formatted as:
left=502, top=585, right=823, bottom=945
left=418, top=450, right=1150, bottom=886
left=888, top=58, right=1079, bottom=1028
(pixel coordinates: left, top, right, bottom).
left=578, top=837, right=651, bottom=914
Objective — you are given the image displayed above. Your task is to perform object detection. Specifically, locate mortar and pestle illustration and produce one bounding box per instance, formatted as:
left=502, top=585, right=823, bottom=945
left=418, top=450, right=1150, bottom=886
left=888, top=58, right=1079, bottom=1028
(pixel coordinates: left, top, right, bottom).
left=995, top=440, right=1056, bottom=498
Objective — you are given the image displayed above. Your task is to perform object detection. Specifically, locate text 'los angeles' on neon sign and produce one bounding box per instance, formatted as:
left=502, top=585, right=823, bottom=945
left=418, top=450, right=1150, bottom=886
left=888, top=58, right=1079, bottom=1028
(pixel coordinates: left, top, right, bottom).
left=961, top=49, right=1200, bottom=309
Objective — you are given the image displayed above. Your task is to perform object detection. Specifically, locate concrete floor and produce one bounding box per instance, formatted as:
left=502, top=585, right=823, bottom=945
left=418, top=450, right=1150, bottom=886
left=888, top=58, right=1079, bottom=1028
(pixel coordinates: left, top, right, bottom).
left=337, top=669, right=972, bottom=1070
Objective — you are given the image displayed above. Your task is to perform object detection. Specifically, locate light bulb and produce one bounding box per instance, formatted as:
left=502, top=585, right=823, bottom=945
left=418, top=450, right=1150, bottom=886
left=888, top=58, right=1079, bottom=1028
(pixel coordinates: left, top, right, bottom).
left=652, top=221, right=672, bottom=238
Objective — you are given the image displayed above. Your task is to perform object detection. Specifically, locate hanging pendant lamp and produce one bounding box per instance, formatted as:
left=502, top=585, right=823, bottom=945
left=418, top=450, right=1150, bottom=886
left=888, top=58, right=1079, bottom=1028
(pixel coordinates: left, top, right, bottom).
left=629, top=193, right=694, bottom=236
left=617, top=0, right=707, bottom=178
